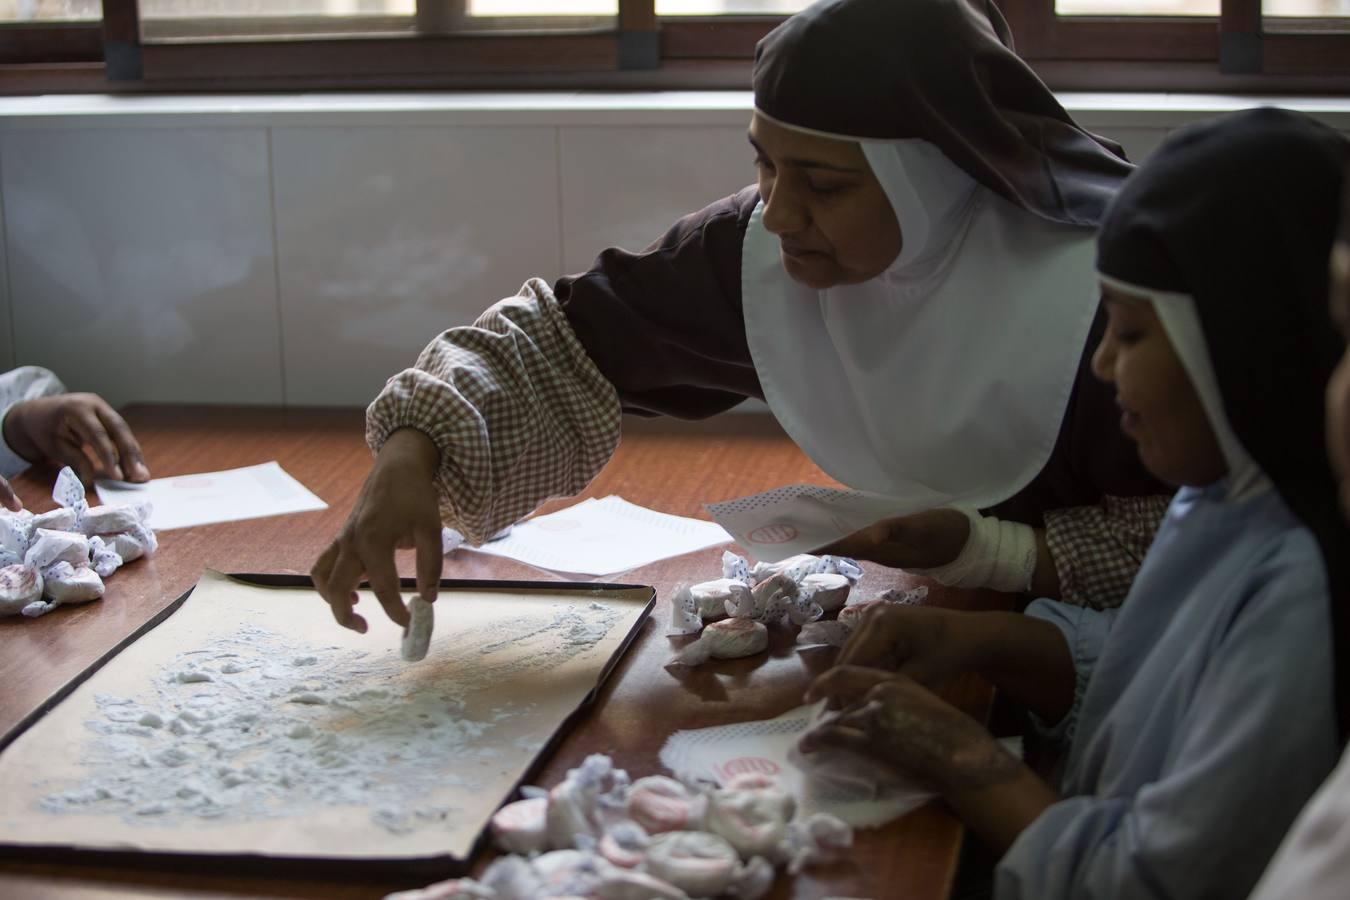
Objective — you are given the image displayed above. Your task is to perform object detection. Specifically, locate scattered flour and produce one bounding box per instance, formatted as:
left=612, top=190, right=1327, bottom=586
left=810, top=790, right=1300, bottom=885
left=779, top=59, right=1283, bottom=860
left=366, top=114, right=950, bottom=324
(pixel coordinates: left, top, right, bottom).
left=38, top=601, right=624, bottom=836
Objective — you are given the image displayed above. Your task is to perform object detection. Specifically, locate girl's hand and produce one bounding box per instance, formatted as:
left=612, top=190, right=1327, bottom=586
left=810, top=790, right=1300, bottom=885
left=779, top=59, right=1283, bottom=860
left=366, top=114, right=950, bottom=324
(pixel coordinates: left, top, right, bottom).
left=800, top=668, right=1017, bottom=794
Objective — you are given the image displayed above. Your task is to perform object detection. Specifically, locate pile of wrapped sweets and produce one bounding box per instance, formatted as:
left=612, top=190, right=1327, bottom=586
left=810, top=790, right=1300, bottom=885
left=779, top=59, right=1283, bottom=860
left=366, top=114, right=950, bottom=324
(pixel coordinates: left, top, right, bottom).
left=667, top=551, right=927, bottom=664
left=387, top=753, right=852, bottom=900
left=0, top=467, right=156, bottom=618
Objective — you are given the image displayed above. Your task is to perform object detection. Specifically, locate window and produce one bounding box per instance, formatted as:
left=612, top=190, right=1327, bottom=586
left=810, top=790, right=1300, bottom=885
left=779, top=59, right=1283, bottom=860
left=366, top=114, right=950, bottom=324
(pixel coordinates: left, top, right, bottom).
left=0, top=0, right=1345, bottom=92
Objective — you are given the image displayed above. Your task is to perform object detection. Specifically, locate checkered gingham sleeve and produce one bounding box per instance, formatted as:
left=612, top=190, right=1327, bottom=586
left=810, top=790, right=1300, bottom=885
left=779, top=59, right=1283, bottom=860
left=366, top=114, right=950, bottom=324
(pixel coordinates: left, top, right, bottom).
left=365, top=278, right=622, bottom=545
left=1043, top=494, right=1173, bottom=609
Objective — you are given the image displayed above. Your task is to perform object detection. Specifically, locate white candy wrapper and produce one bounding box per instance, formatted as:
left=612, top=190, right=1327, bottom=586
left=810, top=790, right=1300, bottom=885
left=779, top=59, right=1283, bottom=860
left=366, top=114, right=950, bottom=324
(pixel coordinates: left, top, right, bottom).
left=31, top=508, right=77, bottom=531
left=109, top=532, right=146, bottom=564
left=596, top=868, right=689, bottom=900
left=798, top=573, right=851, bottom=613
left=24, top=529, right=91, bottom=571
left=401, top=596, right=434, bottom=662
left=41, top=561, right=105, bottom=605
left=51, top=466, right=87, bottom=512
left=749, top=554, right=863, bottom=585
left=668, top=618, right=768, bottom=668
left=127, top=522, right=158, bottom=558
left=644, top=831, right=741, bottom=898
left=490, top=797, right=549, bottom=855
left=0, top=564, right=43, bottom=616
left=596, top=821, right=649, bottom=869
left=794, top=620, right=854, bottom=649
left=667, top=583, right=704, bottom=636
left=721, top=550, right=752, bottom=584
left=543, top=753, right=630, bottom=849
left=784, top=812, right=853, bottom=875
left=689, top=578, right=748, bottom=620
left=705, top=780, right=797, bottom=862
left=88, top=536, right=123, bottom=578
left=0, top=511, right=35, bottom=560
left=628, top=776, right=708, bottom=835
left=81, top=504, right=143, bottom=535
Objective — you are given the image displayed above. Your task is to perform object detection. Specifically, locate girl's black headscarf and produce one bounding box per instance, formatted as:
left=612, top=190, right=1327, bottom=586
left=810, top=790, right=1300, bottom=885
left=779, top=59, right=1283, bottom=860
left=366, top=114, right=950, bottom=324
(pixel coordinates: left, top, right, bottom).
left=1098, top=107, right=1350, bottom=742
left=752, top=0, right=1132, bottom=227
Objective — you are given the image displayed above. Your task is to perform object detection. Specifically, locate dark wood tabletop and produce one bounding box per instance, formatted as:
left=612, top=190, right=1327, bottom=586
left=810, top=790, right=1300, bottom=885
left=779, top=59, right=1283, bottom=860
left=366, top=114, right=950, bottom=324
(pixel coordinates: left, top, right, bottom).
left=0, top=404, right=1004, bottom=900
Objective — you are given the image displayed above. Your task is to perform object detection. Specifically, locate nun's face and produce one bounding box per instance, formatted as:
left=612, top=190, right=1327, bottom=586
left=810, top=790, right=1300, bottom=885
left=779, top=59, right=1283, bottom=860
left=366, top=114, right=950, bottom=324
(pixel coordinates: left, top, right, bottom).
left=1092, top=286, right=1227, bottom=488
left=1327, top=238, right=1350, bottom=516
left=748, top=113, right=902, bottom=288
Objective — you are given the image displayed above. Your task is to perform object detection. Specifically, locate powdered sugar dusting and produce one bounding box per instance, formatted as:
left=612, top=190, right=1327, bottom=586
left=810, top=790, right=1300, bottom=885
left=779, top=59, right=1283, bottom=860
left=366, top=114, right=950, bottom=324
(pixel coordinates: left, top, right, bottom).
left=39, top=600, right=624, bottom=836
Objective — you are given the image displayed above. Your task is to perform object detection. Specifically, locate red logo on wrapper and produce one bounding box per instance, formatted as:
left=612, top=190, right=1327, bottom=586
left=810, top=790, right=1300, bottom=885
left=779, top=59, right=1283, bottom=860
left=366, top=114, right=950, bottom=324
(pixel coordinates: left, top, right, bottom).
left=718, top=756, right=781, bottom=780
left=747, top=524, right=797, bottom=545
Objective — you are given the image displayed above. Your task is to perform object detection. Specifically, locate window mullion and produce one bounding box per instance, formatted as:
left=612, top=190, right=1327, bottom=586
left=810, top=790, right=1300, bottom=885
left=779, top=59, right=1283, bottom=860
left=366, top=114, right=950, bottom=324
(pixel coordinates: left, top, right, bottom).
left=618, top=0, right=657, bottom=69
left=417, top=0, right=468, bottom=35
left=103, top=0, right=142, bottom=80
left=1219, top=0, right=1263, bottom=73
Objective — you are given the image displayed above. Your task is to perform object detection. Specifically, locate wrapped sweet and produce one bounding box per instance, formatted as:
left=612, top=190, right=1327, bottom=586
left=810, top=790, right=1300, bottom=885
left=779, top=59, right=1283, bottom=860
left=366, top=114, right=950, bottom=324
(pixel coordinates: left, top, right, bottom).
left=31, top=508, right=77, bottom=531
left=668, top=618, right=768, bottom=668
left=24, top=529, right=91, bottom=570
left=628, top=776, right=707, bottom=834
left=490, top=796, right=549, bottom=855
left=688, top=578, right=749, bottom=620
left=705, top=778, right=797, bottom=861
left=81, top=504, right=144, bottom=535
left=797, top=572, right=851, bottom=613
left=0, top=563, right=43, bottom=616
left=749, top=553, right=862, bottom=585
left=88, top=536, right=123, bottom=578
left=40, top=561, right=104, bottom=605
left=644, top=831, right=742, bottom=898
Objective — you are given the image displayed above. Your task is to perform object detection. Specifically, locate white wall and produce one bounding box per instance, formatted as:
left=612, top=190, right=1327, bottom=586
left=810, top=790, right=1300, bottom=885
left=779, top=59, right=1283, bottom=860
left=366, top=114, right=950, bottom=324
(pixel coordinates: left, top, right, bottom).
left=0, top=92, right=1345, bottom=408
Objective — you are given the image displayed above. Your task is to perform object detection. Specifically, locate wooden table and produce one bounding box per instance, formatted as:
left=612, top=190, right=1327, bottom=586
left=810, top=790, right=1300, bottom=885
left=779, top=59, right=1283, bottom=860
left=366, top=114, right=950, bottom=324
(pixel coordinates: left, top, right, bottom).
left=0, top=405, right=1003, bottom=900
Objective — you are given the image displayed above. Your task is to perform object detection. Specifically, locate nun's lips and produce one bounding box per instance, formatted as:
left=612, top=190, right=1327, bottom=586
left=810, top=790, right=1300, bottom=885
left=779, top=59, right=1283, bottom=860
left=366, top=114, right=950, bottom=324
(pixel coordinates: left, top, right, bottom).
left=1117, top=397, right=1142, bottom=436
left=780, top=241, right=826, bottom=260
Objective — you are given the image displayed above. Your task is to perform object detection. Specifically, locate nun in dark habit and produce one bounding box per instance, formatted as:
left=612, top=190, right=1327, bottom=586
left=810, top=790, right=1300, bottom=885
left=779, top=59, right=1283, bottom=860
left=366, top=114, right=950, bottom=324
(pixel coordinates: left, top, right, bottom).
left=313, top=0, right=1167, bottom=631
left=803, top=108, right=1350, bottom=900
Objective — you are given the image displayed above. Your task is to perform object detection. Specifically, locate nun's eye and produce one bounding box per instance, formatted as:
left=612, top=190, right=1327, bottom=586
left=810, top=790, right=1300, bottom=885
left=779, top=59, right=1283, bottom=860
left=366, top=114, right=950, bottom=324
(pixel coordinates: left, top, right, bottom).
left=753, top=155, right=776, bottom=173
left=808, top=180, right=848, bottom=197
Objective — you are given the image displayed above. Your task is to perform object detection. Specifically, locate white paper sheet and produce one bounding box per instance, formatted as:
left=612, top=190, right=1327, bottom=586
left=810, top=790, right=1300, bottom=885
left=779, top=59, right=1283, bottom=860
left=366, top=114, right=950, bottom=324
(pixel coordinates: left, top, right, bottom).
left=705, top=484, right=909, bottom=562
left=95, top=461, right=327, bottom=530
left=465, top=495, right=732, bottom=576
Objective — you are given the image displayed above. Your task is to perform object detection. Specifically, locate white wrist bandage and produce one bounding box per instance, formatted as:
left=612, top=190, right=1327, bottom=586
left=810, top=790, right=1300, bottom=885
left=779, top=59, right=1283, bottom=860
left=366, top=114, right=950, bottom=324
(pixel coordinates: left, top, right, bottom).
left=911, top=508, right=1038, bottom=593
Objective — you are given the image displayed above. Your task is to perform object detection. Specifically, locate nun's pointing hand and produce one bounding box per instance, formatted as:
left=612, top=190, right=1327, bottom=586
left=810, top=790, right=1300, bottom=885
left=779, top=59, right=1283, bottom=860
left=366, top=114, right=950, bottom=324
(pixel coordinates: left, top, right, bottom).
left=817, top=508, right=970, bottom=571
left=311, top=427, right=444, bottom=634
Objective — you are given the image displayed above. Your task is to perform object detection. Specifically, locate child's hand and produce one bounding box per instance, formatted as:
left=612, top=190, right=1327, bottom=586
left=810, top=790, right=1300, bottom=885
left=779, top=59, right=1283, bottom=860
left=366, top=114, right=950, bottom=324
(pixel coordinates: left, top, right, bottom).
left=3, top=393, right=149, bottom=485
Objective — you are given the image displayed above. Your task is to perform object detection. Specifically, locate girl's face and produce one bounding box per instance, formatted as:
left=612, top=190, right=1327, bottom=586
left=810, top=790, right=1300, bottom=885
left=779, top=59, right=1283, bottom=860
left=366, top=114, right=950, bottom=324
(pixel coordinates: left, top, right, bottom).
left=1327, top=237, right=1350, bottom=516
left=748, top=112, right=902, bottom=289
left=1091, top=285, right=1228, bottom=488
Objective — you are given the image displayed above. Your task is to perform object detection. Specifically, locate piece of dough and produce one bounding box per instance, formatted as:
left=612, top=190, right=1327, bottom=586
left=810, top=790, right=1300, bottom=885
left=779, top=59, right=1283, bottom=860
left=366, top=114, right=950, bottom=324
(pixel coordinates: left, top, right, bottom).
left=401, top=596, right=434, bottom=662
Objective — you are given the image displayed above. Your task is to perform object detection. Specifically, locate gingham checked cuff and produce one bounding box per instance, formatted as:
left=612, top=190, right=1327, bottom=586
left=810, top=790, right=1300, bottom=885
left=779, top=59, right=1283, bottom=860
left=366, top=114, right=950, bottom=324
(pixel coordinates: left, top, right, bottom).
left=366, top=277, right=622, bottom=545
left=1044, top=494, right=1172, bottom=610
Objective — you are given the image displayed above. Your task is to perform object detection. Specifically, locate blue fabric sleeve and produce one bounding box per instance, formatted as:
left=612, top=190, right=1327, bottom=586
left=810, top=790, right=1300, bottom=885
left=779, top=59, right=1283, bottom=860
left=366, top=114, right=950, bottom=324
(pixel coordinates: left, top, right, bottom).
left=1024, top=598, right=1118, bottom=744
left=997, top=561, right=1338, bottom=900
left=0, top=367, right=65, bottom=478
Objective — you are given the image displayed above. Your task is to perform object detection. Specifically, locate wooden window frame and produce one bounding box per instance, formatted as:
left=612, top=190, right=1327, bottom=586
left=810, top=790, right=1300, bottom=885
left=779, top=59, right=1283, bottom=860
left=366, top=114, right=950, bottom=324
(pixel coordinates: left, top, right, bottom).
left=0, top=0, right=1345, bottom=93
